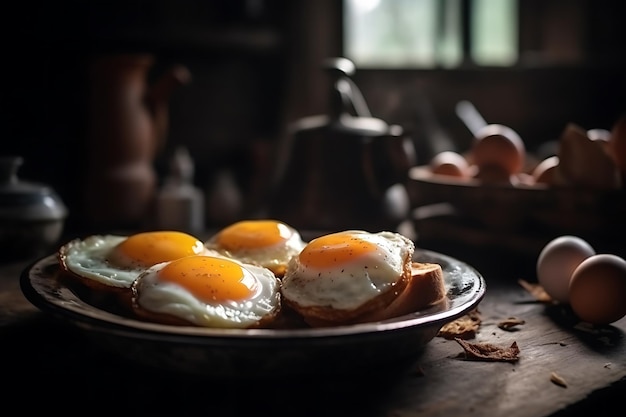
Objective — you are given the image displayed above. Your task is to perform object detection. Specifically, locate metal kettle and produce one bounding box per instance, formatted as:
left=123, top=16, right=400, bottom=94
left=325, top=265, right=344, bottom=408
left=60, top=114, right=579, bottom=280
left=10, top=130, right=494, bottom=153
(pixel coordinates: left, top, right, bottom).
left=267, top=58, right=416, bottom=232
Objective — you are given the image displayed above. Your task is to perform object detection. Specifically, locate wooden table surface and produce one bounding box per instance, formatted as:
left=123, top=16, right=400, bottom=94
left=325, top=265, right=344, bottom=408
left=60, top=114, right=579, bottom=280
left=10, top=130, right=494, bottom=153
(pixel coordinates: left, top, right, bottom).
left=1, top=238, right=625, bottom=417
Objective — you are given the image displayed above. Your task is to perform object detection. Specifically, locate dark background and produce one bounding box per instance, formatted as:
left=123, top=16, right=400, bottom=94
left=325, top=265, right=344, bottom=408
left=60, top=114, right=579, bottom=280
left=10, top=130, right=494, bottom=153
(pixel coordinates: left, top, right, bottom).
left=2, top=0, right=625, bottom=234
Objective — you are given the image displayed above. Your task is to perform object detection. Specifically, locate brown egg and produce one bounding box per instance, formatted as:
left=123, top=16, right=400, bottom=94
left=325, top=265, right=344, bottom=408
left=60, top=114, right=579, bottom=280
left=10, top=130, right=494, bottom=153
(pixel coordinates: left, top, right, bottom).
left=532, top=155, right=560, bottom=185
left=472, top=164, right=516, bottom=185
left=429, top=151, right=469, bottom=177
left=515, top=171, right=536, bottom=186
left=471, top=124, right=526, bottom=176
left=569, top=254, right=626, bottom=325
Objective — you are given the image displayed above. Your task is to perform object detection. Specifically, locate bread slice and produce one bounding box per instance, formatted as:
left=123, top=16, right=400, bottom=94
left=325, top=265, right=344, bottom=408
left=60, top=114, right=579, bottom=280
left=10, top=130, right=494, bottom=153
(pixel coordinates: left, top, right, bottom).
left=303, top=262, right=446, bottom=327
left=354, top=262, right=446, bottom=323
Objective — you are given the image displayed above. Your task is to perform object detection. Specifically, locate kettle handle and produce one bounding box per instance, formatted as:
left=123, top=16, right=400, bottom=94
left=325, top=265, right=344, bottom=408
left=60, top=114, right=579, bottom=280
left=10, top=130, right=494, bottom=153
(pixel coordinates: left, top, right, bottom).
left=323, top=57, right=371, bottom=118
left=0, top=156, right=22, bottom=185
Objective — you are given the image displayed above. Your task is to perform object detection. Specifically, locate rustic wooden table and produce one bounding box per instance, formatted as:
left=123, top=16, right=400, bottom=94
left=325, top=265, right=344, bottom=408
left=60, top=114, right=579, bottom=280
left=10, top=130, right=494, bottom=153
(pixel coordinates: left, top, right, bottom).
left=1, top=239, right=625, bottom=417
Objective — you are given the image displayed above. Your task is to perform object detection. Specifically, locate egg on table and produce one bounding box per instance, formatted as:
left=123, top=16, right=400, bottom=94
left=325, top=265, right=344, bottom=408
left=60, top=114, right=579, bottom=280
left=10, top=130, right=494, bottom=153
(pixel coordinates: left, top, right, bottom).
left=280, top=230, right=416, bottom=326
left=569, top=253, right=626, bottom=325
left=536, top=235, right=596, bottom=303
left=131, top=255, right=281, bottom=328
left=204, top=219, right=307, bottom=278
left=58, top=231, right=212, bottom=300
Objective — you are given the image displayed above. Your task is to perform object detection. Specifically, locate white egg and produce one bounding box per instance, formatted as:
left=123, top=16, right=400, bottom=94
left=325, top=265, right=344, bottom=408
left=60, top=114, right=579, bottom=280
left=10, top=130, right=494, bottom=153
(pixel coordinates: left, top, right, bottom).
left=281, top=230, right=414, bottom=313
left=569, top=254, right=626, bottom=325
left=204, top=219, right=307, bottom=278
left=536, top=235, right=596, bottom=303
left=58, top=231, right=211, bottom=290
left=131, top=255, right=281, bottom=328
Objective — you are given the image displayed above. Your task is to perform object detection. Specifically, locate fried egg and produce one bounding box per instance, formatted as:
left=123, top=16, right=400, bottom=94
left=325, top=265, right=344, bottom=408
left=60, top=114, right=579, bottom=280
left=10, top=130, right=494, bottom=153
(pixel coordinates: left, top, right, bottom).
left=131, top=255, right=281, bottom=328
left=280, top=230, right=415, bottom=324
left=58, top=231, right=211, bottom=290
left=204, top=219, right=307, bottom=277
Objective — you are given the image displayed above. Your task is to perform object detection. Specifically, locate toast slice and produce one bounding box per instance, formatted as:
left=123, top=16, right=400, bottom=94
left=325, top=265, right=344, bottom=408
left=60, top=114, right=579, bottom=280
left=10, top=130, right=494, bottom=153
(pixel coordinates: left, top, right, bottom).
left=304, top=262, right=446, bottom=327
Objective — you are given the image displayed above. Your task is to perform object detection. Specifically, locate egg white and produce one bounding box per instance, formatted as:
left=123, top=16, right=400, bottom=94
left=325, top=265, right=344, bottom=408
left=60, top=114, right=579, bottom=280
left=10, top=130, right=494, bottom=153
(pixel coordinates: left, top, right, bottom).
left=280, top=230, right=414, bottom=311
left=536, top=235, right=596, bottom=303
left=132, top=256, right=281, bottom=328
left=60, top=235, right=139, bottom=288
left=59, top=234, right=212, bottom=289
left=204, top=220, right=307, bottom=275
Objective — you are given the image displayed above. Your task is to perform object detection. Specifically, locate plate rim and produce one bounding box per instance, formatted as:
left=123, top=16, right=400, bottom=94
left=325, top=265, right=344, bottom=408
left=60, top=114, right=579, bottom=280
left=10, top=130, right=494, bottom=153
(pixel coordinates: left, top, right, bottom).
left=20, top=249, right=486, bottom=342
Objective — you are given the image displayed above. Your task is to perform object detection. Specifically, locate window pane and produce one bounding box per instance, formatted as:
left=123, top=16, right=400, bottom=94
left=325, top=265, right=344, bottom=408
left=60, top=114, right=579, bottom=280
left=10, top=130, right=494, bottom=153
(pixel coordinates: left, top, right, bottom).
left=344, top=0, right=442, bottom=68
left=471, top=0, right=518, bottom=66
left=344, top=0, right=518, bottom=68
left=437, top=0, right=462, bottom=68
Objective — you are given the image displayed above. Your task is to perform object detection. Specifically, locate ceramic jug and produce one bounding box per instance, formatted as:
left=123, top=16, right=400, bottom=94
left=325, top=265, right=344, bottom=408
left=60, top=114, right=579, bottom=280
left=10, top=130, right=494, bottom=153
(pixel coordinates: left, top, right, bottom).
left=268, top=58, right=416, bottom=232
left=84, top=53, right=191, bottom=231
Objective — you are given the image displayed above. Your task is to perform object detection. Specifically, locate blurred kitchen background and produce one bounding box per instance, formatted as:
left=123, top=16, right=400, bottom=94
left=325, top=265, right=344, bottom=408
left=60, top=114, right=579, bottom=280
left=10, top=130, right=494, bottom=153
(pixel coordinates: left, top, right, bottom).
left=2, top=0, right=625, bottom=237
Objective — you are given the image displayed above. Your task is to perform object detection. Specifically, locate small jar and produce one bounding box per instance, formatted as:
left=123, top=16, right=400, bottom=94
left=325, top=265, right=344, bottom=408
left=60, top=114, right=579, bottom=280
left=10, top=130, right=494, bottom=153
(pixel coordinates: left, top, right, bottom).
left=0, top=156, right=68, bottom=260
left=153, top=147, right=205, bottom=236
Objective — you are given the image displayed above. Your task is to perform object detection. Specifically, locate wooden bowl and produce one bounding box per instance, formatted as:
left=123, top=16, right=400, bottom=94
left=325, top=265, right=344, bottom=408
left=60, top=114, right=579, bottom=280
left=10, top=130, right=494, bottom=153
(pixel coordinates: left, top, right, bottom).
left=408, top=165, right=626, bottom=243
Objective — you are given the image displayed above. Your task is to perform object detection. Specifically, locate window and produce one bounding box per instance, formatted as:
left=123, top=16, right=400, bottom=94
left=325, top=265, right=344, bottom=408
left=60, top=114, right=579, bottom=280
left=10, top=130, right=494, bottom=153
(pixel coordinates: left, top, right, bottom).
left=343, top=0, right=518, bottom=68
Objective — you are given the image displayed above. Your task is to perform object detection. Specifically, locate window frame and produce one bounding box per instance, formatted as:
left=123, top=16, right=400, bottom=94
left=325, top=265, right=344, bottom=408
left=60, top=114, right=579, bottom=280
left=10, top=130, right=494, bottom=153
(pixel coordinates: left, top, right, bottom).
left=338, top=0, right=619, bottom=72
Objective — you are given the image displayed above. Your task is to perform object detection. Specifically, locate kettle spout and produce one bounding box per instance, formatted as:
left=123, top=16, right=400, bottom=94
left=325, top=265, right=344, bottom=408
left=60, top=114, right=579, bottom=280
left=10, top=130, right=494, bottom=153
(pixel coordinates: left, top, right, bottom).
left=146, top=64, right=192, bottom=151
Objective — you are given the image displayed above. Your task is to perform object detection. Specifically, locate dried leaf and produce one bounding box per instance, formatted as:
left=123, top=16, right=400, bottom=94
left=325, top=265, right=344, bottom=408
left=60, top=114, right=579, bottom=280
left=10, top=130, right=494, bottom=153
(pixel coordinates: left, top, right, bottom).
left=438, top=308, right=482, bottom=340
left=454, top=338, right=520, bottom=362
left=498, top=317, right=526, bottom=331
left=518, top=279, right=553, bottom=303
left=410, top=364, right=426, bottom=377
left=550, top=372, right=567, bottom=388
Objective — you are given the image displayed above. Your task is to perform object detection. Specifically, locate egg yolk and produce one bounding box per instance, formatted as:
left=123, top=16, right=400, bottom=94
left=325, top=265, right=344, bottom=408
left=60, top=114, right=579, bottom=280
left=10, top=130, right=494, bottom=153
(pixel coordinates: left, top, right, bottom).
left=299, top=232, right=378, bottom=269
left=115, top=231, right=205, bottom=267
left=158, top=256, right=258, bottom=302
left=216, top=220, right=292, bottom=251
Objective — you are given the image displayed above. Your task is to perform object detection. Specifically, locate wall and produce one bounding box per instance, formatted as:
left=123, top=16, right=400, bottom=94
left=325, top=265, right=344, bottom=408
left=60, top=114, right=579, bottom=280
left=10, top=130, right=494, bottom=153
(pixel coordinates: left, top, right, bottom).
left=2, top=0, right=625, bottom=234
left=353, top=66, right=626, bottom=165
